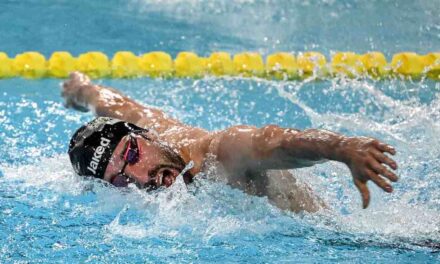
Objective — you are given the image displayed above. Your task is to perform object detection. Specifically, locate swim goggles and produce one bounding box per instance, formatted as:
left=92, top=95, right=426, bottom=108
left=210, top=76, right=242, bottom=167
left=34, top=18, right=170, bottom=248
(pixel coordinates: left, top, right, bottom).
left=110, top=131, right=163, bottom=191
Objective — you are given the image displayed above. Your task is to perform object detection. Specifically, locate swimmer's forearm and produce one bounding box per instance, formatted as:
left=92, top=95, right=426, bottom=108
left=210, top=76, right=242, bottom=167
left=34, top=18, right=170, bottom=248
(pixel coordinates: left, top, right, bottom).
left=78, top=84, right=156, bottom=126
left=72, top=82, right=184, bottom=134
left=63, top=72, right=162, bottom=125
left=213, top=125, right=348, bottom=171
left=279, top=129, right=348, bottom=165
left=254, top=127, right=349, bottom=169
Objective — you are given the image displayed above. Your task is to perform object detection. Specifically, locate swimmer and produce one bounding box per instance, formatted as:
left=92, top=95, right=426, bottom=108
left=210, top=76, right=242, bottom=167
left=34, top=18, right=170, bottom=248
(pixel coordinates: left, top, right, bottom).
left=63, top=72, right=398, bottom=213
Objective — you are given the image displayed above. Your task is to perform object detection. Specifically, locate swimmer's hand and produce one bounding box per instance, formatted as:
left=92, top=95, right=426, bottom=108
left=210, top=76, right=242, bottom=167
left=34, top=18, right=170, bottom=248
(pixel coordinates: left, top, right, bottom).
left=61, top=72, right=92, bottom=112
left=338, top=137, right=398, bottom=209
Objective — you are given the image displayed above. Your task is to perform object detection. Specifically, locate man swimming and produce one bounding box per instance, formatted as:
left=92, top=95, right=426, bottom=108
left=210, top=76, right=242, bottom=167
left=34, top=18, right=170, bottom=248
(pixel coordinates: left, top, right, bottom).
left=64, top=72, right=398, bottom=213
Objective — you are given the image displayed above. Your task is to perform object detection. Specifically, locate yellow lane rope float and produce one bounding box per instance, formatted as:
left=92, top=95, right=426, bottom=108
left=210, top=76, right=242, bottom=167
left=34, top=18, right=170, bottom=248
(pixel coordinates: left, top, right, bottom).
left=0, top=51, right=438, bottom=80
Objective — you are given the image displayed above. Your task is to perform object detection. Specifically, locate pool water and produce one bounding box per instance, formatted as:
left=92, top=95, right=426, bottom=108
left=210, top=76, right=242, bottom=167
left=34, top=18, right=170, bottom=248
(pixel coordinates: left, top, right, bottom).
left=1, top=0, right=440, bottom=262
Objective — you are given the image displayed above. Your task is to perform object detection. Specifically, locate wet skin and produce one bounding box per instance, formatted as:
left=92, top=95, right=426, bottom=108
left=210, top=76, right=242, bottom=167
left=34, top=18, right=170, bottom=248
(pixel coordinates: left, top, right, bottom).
left=63, top=72, right=398, bottom=211
left=104, top=133, right=183, bottom=189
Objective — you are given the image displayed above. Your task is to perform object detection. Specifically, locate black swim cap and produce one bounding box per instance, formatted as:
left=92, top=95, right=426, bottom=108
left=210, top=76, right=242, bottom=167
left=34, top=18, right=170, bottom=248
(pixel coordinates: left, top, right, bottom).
left=68, top=117, right=147, bottom=179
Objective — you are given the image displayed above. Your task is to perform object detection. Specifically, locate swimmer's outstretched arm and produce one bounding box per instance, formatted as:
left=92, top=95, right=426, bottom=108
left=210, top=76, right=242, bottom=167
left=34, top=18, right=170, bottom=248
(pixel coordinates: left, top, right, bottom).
left=61, top=72, right=196, bottom=136
left=208, top=125, right=398, bottom=208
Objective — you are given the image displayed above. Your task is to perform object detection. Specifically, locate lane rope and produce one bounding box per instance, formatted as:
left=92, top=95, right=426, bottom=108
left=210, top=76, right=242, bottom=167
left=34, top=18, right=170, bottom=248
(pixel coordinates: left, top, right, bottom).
left=0, top=51, right=438, bottom=80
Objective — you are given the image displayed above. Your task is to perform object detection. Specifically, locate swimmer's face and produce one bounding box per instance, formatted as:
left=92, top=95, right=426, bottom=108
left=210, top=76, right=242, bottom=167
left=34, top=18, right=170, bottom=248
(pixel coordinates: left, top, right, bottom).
left=103, top=132, right=188, bottom=189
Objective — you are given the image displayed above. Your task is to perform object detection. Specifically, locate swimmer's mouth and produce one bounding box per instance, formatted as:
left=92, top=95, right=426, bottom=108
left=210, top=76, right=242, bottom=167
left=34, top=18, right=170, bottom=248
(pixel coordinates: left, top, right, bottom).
left=144, top=161, right=195, bottom=190
left=143, top=165, right=182, bottom=190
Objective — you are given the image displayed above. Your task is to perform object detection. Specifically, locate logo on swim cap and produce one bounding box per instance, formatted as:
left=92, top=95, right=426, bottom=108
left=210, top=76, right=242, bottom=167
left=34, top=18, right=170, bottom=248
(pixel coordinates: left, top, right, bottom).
left=87, top=137, right=111, bottom=175
left=68, top=117, right=148, bottom=179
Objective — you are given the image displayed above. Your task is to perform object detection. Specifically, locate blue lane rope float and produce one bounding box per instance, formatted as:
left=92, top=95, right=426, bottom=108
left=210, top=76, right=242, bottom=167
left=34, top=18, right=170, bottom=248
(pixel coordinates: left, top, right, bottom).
left=0, top=51, right=438, bottom=80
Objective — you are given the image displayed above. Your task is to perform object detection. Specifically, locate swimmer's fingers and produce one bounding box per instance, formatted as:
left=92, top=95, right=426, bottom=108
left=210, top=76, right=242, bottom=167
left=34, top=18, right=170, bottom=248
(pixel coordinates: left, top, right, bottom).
left=365, top=168, right=393, bottom=193
left=60, top=72, right=91, bottom=112
left=63, top=99, right=72, bottom=108
left=373, top=141, right=396, bottom=155
left=372, top=149, right=398, bottom=171
left=70, top=103, right=89, bottom=112
left=60, top=87, right=71, bottom=106
left=60, top=71, right=90, bottom=96
left=61, top=94, right=73, bottom=108
left=60, top=92, right=89, bottom=112
left=60, top=87, right=74, bottom=108
left=369, top=156, right=398, bottom=182
left=61, top=80, right=73, bottom=102
left=68, top=71, right=91, bottom=84
left=353, top=178, right=370, bottom=209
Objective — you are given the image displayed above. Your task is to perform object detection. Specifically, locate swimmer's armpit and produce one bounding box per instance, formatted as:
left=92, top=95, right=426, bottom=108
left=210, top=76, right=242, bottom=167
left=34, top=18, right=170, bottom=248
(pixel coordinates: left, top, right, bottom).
left=209, top=125, right=398, bottom=209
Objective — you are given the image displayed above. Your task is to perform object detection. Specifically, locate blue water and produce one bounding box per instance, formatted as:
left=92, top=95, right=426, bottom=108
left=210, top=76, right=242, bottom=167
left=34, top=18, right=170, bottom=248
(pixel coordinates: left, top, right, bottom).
left=1, top=0, right=440, bottom=263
